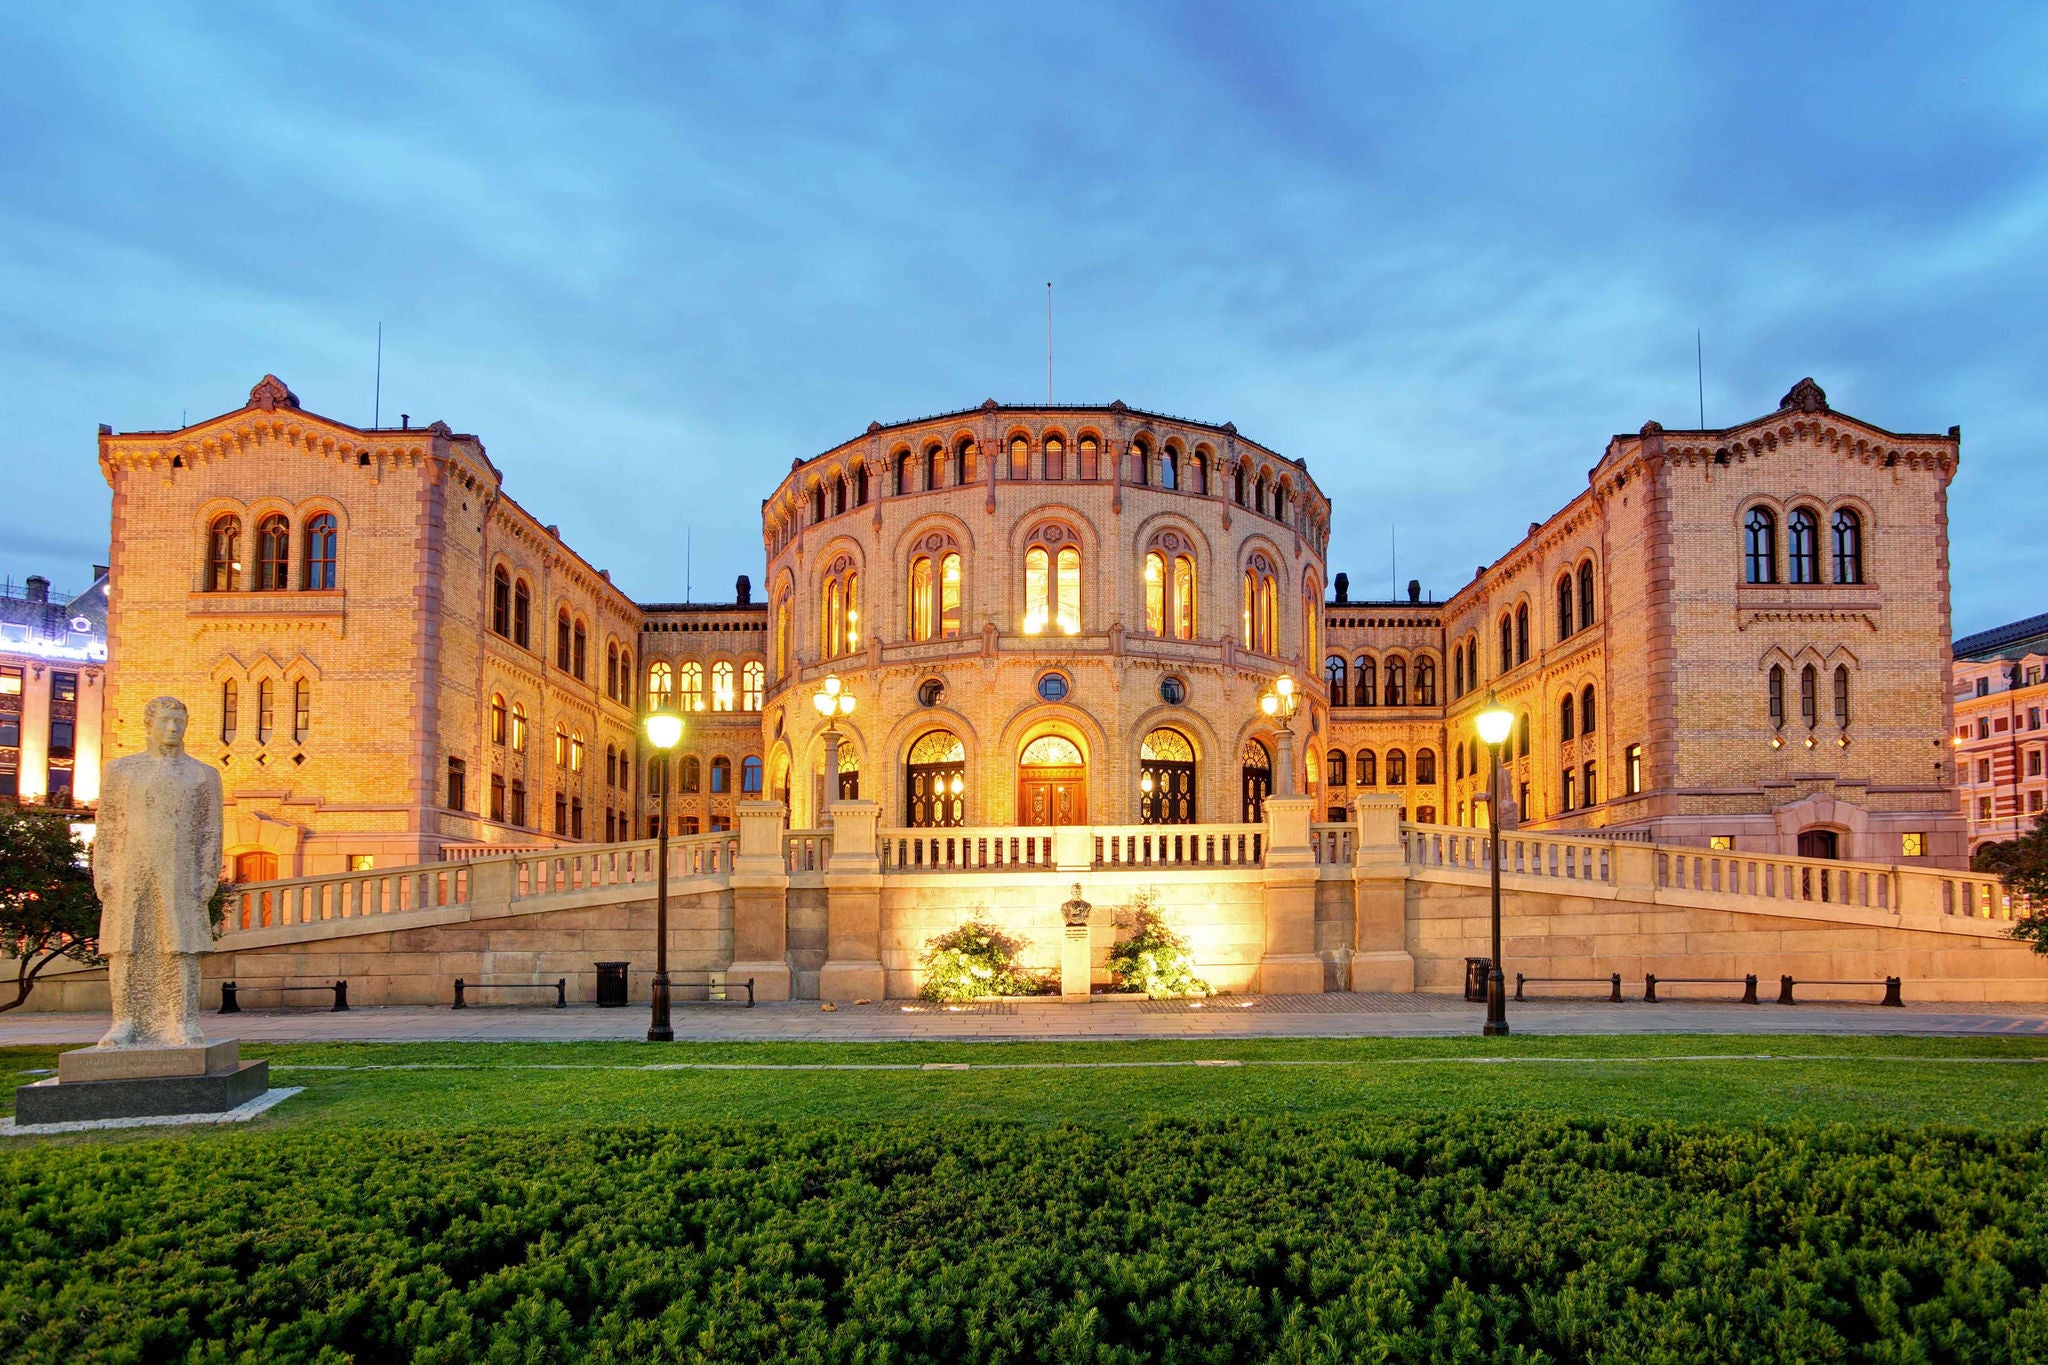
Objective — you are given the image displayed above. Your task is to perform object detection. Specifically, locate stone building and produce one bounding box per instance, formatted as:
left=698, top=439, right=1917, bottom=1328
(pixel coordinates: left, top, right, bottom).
left=96, top=373, right=1967, bottom=878
left=0, top=569, right=108, bottom=811
left=1952, top=612, right=2048, bottom=853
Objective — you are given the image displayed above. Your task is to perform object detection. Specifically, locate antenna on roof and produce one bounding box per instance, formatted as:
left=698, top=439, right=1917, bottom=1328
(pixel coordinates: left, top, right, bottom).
left=1046, top=282, right=1053, bottom=403
left=374, top=322, right=383, bottom=428
left=685, top=527, right=692, bottom=605
left=1390, top=524, right=1397, bottom=602
left=1696, top=328, right=1704, bottom=428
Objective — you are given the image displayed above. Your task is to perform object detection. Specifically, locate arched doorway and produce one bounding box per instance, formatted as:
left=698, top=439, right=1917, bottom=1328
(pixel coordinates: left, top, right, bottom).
left=233, top=851, right=278, bottom=884
left=906, top=730, right=965, bottom=827
left=1140, top=727, right=1196, bottom=824
left=1018, top=734, right=1087, bottom=827
left=1796, top=829, right=1840, bottom=860
left=1241, top=739, right=1272, bottom=823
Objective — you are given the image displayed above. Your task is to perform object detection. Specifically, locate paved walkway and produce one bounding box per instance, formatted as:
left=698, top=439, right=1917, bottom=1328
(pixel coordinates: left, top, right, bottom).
left=4, top=994, right=2046, bottom=1044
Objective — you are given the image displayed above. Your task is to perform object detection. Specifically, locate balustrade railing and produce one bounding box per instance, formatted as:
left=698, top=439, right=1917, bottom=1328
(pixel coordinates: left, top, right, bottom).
left=226, top=863, right=471, bottom=933
left=884, top=828, right=1054, bottom=872
left=1939, top=873, right=2020, bottom=921
left=1095, top=824, right=1263, bottom=869
left=1401, top=823, right=1614, bottom=884
left=1310, top=824, right=1353, bottom=866
left=1655, top=847, right=1897, bottom=910
left=783, top=829, right=832, bottom=873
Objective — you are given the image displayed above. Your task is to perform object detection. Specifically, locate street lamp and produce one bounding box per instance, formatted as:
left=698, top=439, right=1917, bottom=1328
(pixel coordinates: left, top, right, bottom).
left=812, top=674, right=856, bottom=812
left=1474, top=693, right=1515, bottom=1037
left=1259, top=674, right=1299, bottom=797
left=643, top=707, right=684, bottom=1043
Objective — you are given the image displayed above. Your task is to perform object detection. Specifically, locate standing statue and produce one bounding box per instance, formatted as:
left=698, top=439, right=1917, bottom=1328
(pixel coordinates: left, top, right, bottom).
left=92, top=696, right=223, bottom=1048
left=1061, top=883, right=1092, bottom=928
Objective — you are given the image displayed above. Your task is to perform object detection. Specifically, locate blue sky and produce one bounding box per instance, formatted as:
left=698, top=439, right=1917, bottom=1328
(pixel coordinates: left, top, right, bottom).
left=2, top=2, right=2043, bottom=633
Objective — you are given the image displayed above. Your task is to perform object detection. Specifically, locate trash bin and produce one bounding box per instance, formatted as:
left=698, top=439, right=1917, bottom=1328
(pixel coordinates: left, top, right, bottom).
left=595, top=961, right=630, bottom=1007
left=1464, top=957, right=1492, bottom=1003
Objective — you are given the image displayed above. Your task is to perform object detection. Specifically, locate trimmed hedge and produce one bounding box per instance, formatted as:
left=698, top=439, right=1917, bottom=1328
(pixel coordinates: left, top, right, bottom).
left=4, top=1118, right=2047, bottom=1362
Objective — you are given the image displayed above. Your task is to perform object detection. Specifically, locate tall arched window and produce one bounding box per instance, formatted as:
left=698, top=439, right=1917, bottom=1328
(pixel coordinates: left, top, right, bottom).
left=1324, top=655, right=1348, bottom=706
left=573, top=621, right=587, bottom=680
left=821, top=559, right=860, bottom=657
left=742, top=661, right=765, bottom=710
left=1172, top=555, right=1195, bottom=639
left=1832, top=509, right=1863, bottom=584
left=742, top=755, right=763, bottom=794
left=1241, top=554, right=1278, bottom=654
left=679, top=662, right=704, bottom=711
left=1160, top=446, right=1179, bottom=490
left=1254, top=471, right=1270, bottom=514
left=1768, top=665, right=1785, bottom=728
left=571, top=730, right=585, bottom=773
left=1517, top=713, right=1530, bottom=759
left=1834, top=665, right=1850, bottom=727
left=774, top=591, right=791, bottom=676
left=256, top=679, right=274, bottom=744
left=513, top=580, right=531, bottom=648
left=1130, top=440, right=1150, bottom=485
left=1559, top=692, right=1575, bottom=742
left=1386, top=749, right=1407, bottom=786
left=1022, top=530, right=1081, bottom=636
left=1788, top=507, right=1820, bottom=584
left=1514, top=604, right=1529, bottom=663
left=855, top=463, right=870, bottom=504
left=906, top=730, right=967, bottom=827
left=606, top=643, right=620, bottom=700
left=1145, top=551, right=1166, bottom=635
left=1356, top=750, right=1376, bottom=786
left=303, top=513, right=337, bottom=590
left=1078, top=437, right=1099, bottom=480
left=1415, top=748, right=1436, bottom=784
left=1557, top=575, right=1574, bottom=639
left=1452, top=644, right=1464, bottom=698
left=680, top=755, right=701, bottom=793
left=220, top=679, right=238, bottom=744
left=958, top=437, right=978, bottom=482
left=1355, top=656, right=1376, bottom=707
left=1384, top=658, right=1406, bottom=706
left=1800, top=664, right=1818, bottom=728
left=491, top=693, right=507, bottom=745
left=1008, top=436, right=1029, bottom=480
left=908, top=557, right=933, bottom=641
left=206, top=515, right=240, bottom=591
left=925, top=444, right=944, bottom=490
left=1577, top=560, right=1594, bottom=627
left=1499, top=615, right=1513, bottom=672
left=1744, top=508, right=1778, bottom=583
left=1327, top=748, right=1347, bottom=786
left=710, top=756, right=730, bottom=792
left=292, top=678, right=311, bottom=743
left=557, top=610, right=572, bottom=670
left=941, top=552, right=962, bottom=638
left=1044, top=437, right=1064, bottom=481
left=510, top=702, right=527, bottom=753
left=492, top=567, right=511, bottom=636
left=1580, top=685, right=1596, bottom=735
left=648, top=661, right=673, bottom=709
left=1415, top=656, right=1436, bottom=706
left=893, top=450, right=910, bottom=495
left=1234, top=461, right=1248, bottom=505
left=256, top=514, right=290, bottom=590
left=712, top=661, right=736, bottom=711
left=810, top=483, right=825, bottom=523
left=619, top=651, right=632, bottom=706
left=1190, top=451, right=1208, bottom=495
left=1140, top=727, right=1197, bottom=824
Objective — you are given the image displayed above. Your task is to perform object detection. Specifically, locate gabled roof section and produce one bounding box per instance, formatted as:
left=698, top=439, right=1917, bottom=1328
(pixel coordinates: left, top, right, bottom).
left=1954, top=612, right=2048, bottom=661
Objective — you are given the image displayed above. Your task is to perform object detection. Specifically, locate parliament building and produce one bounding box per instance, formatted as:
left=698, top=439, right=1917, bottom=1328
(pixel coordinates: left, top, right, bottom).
left=96, top=373, right=1969, bottom=881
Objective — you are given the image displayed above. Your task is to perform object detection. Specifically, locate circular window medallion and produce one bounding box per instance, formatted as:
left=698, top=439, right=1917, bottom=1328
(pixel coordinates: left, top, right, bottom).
left=1159, top=676, right=1187, bottom=705
left=1036, top=671, right=1071, bottom=703
left=917, top=677, right=946, bottom=707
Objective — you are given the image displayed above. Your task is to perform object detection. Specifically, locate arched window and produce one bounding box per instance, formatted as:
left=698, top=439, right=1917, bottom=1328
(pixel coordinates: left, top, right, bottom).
left=1044, top=437, right=1064, bottom=481
left=1172, top=555, right=1195, bottom=639
left=893, top=450, right=910, bottom=495
left=1386, top=749, right=1407, bottom=786
left=619, top=651, right=631, bottom=706
left=1800, top=664, right=1818, bottom=728
left=1241, top=554, right=1278, bottom=654
left=821, top=561, right=860, bottom=657
left=855, top=463, right=870, bottom=504
left=742, top=661, right=765, bottom=710
left=908, top=557, right=933, bottom=641
left=774, top=592, right=791, bottom=676
left=572, top=621, right=587, bottom=680
left=1834, top=665, right=1850, bottom=727
left=907, top=730, right=967, bottom=827
left=1254, top=471, right=1270, bottom=514
left=1559, top=693, right=1575, bottom=742
left=554, top=724, right=568, bottom=768
left=810, top=483, right=825, bottom=523
left=1788, top=508, right=1820, bottom=584
left=1145, top=552, right=1166, bottom=635
left=1744, top=508, right=1778, bottom=583
left=1768, top=665, right=1785, bottom=728
left=1327, top=748, right=1347, bottom=786
left=492, top=567, right=511, bottom=636
left=571, top=730, right=585, bottom=772
left=557, top=610, right=572, bottom=670
left=925, top=444, right=944, bottom=490
left=1023, top=532, right=1081, bottom=636
left=220, top=679, right=238, bottom=744
left=256, top=514, right=290, bottom=590
left=958, top=437, right=978, bottom=482
left=1456, top=744, right=1466, bottom=781
left=1234, top=462, right=1248, bottom=505
left=1324, top=655, right=1348, bottom=706
left=1580, top=685, right=1596, bottom=735
left=1499, top=615, right=1513, bottom=672
left=605, top=744, right=618, bottom=788
left=1416, top=748, right=1437, bottom=784
left=941, top=551, right=961, bottom=638
left=512, top=580, right=531, bottom=648
left=1078, top=437, right=1099, bottom=480
left=1452, top=644, right=1465, bottom=698
left=1130, top=440, right=1150, bottom=485
left=1517, top=713, right=1530, bottom=759
left=1514, top=604, right=1529, bottom=663
left=1355, top=656, right=1376, bottom=707
left=607, top=643, right=620, bottom=700
left=1557, top=575, right=1573, bottom=639
left=1832, top=509, right=1863, bottom=584
left=710, top=756, right=730, bottom=792
left=303, top=513, right=337, bottom=590
left=648, top=661, right=673, bottom=709
left=679, top=662, right=704, bottom=711
left=206, top=515, right=240, bottom=591
left=1356, top=750, right=1376, bottom=786
left=712, top=661, right=736, bottom=711
left=256, top=679, right=274, bottom=743
left=292, top=678, right=310, bottom=743
left=1140, top=727, right=1197, bottom=825
left=1577, top=560, right=1595, bottom=627
left=742, top=755, right=763, bottom=794
left=680, top=755, right=701, bottom=793
left=1385, top=658, right=1406, bottom=706
left=1415, top=656, right=1437, bottom=706
left=1240, top=738, right=1271, bottom=822
left=1009, top=436, right=1029, bottom=480
left=1160, top=446, right=1178, bottom=490
left=491, top=693, right=507, bottom=745
left=510, top=778, right=527, bottom=827
left=1191, top=451, right=1209, bottom=495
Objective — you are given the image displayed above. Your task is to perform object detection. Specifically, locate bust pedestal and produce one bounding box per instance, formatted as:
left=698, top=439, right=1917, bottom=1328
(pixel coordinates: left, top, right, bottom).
left=1061, top=926, right=1093, bottom=1001
left=15, top=1041, right=268, bottom=1125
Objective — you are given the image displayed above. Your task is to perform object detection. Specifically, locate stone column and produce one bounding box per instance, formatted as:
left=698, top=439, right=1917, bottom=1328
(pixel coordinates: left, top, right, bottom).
left=728, top=799, right=793, bottom=1001
left=1258, top=793, right=1322, bottom=994
left=819, top=799, right=885, bottom=1001
left=1349, top=792, right=1415, bottom=991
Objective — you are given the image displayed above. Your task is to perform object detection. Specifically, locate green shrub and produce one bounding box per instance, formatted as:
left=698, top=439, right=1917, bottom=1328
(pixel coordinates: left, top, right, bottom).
left=1107, top=894, right=1211, bottom=998
left=3, top=1118, right=2047, bottom=1363
left=916, top=919, right=1054, bottom=1001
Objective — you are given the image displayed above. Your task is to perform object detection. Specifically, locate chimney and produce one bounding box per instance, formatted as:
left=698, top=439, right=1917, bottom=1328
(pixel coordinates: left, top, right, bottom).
left=735, top=574, right=753, bottom=605
left=25, top=576, right=49, bottom=604
left=92, top=565, right=109, bottom=582
left=400, top=414, right=410, bottom=430
left=1333, top=572, right=1349, bottom=604
left=1407, top=579, right=1421, bottom=603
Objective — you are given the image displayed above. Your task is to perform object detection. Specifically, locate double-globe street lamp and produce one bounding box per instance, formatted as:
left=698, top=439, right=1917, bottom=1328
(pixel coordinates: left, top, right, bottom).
left=1258, top=674, right=1299, bottom=798
left=643, top=707, right=685, bottom=1043
left=813, top=674, right=856, bottom=811
left=1474, top=692, right=1516, bottom=1037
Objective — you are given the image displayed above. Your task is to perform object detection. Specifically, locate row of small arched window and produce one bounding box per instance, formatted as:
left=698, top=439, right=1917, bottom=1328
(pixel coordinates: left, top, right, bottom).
left=645, top=660, right=767, bottom=711
left=489, top=566, right=635, bottom=700
left=1323, top=655, right=1438, bottom=707
left=204, top=513, right=338, bottom=592
left=1324, top=748, right=1436, bottom=787
left=1768, top=663, right=1852, bottom=728
left=648, top=753, right=764, bottom=795
left=1444, top=562, right=1600, bottom=699
left=217, top=677, right=310, bottom=746
left=1744, top=507, right=1863, bottom=585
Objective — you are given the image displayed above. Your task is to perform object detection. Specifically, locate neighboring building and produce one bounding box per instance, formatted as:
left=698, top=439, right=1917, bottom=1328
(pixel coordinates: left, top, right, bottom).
left=98, top=373, right=1968, bottom=878
left=1952, top=612, right=2048, bottom=854
left=0, top=570, right=108, bottom=812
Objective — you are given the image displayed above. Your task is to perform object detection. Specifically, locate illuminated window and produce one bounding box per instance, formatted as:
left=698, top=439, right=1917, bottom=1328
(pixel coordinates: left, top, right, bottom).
left=1078, top=437, right=1099, bottom=480
left=1625, top=743, right=1641, bottom=794
left=1901, top=832, right=1925, bottom=858
left=303, top=513, right=337, bottom=590
left=940, top=552, right=961, bottom=638
left=256, top=514, right=289, bottom=590
left=206, top=515, right=240, bottom=591
left=712, top=661, right=735, bottom=711
left=1144, top=552, right=1165, bottom=635
left=679, top=662, right=704, bottom=711
left=510, top=703, right=527, bottom=753
left=680, top=755, right=701, bottom=792
left=821, top=559, right=860, bottom=657
left=774, top=591, right=791, bottom=676
left=1709, top=835, right=1733, bottom=851
left=1009, top=436, right=1029, bottom=479
left=1241, top=554, right=1277, bottom=654
left=555, top=724, right=569, bottom=768
left=571, top=730, right=585, bottom=773
left=1415, top=656, right=1436, bottom=705
left=492, top=695, right=507, bottom=745
left=1356, top=750, right=1376, bottom=786
left=1044, top=437, right=1064, bottom=480
left=909, top=557, right=934, bottom=641
left=1173, top=556, right=1195, bottom=639
left=742, top=661, right=764, bottom=710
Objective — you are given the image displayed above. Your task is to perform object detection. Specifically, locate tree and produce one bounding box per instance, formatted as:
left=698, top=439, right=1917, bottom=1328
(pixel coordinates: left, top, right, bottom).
left=0, top=806, right=103, bottom=1012
left=1973, top=813, right=2048, bottom=953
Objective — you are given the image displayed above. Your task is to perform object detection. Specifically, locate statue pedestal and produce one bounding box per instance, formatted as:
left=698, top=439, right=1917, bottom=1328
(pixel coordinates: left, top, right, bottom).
left=1061, top=926, right=1092, bottom=1001
left=16, top=1041, right=268, bottom=1125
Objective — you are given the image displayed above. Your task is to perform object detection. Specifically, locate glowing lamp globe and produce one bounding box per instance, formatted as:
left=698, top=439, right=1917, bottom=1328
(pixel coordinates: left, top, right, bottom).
left=644, top=710, right=684, bottom=752
left=1475, top=705, right=1514, bottom=748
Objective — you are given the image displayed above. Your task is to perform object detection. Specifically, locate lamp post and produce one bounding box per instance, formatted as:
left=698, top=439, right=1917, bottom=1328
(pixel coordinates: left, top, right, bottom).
left=1259, top=674, right=1299, bottom=797
left=643, top=707, right=684, bottom=1043
left=1474, top=694, right=1516, bottom=1037
left=812, top=674, right=856, bottom=814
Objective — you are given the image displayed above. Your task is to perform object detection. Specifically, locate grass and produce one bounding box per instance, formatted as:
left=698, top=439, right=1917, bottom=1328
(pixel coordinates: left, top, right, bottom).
left=8, top=1033, right=2048, bottom=1136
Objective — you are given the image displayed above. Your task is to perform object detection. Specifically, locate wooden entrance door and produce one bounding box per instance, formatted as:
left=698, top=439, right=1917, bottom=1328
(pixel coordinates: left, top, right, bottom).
left=1796, top=829, right=1839, bottom=860
left=1019, top=767, right=1087, bottom=827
